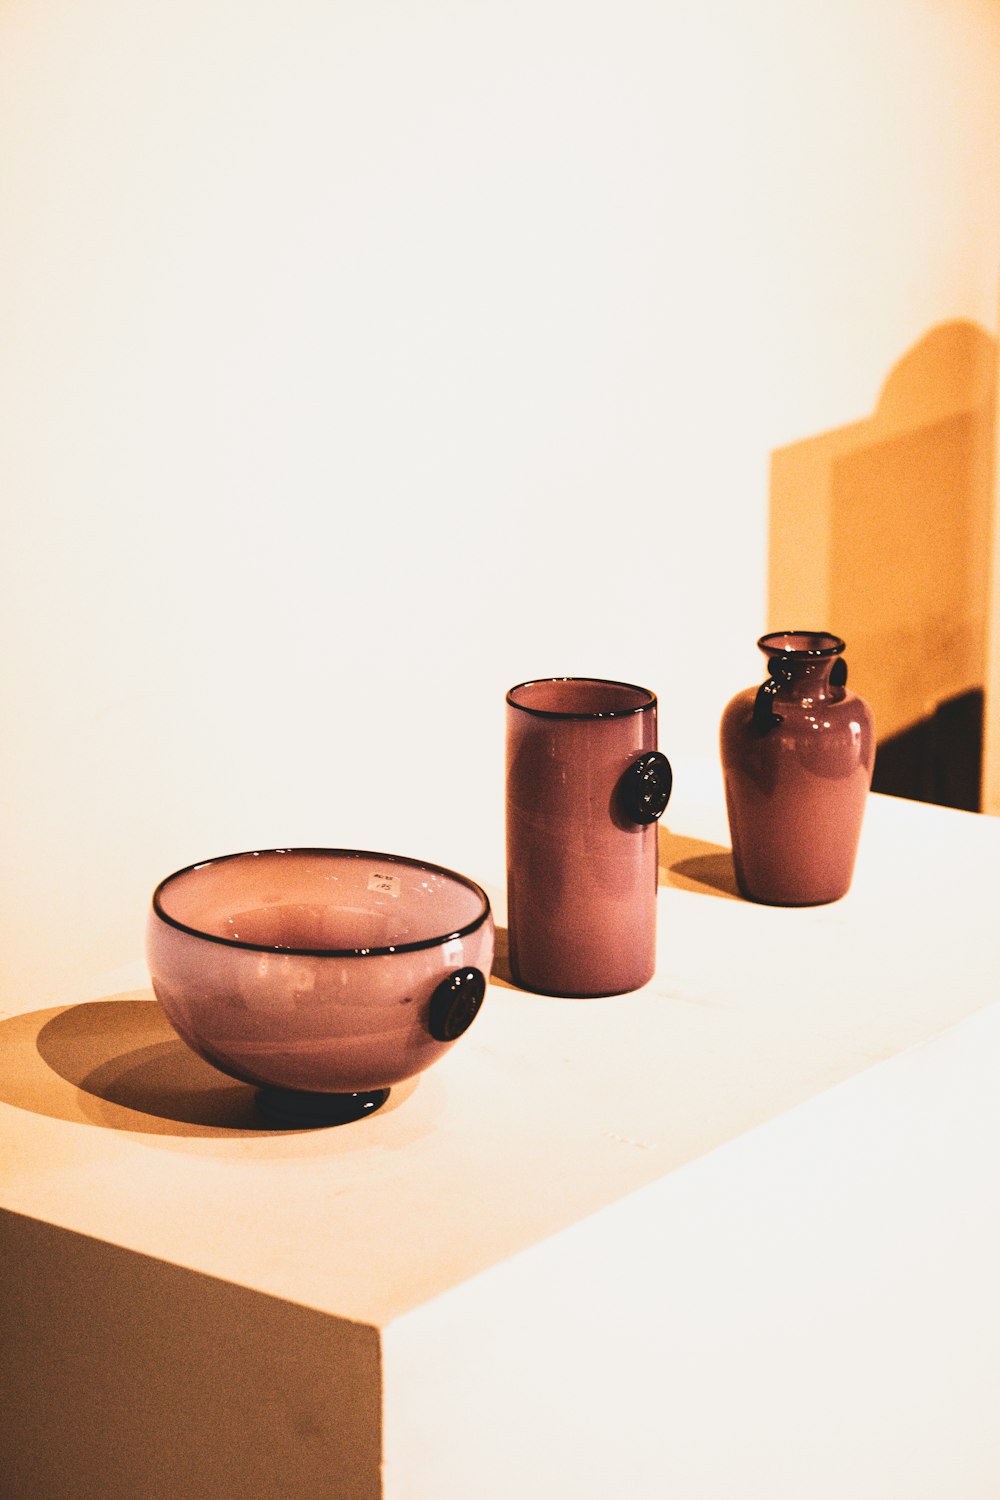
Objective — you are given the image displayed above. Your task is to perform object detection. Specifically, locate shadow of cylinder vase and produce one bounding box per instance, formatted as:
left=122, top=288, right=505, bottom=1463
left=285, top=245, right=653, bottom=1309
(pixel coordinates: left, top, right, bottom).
left=0, top=997, right=423, bottom=1138
left=657, top=828, right=741, bottom=900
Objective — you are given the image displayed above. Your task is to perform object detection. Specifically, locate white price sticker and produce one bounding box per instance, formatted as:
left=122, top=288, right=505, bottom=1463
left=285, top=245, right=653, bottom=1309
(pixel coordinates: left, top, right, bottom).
left=367, top=871, right=401, bottom=897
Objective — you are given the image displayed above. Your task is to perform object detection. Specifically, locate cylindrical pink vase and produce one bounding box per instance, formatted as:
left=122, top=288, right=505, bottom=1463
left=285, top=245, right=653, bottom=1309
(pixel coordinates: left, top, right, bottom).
left=720, top=631, right=875, bottom=906
left=505, top=677, right=672, bottom=996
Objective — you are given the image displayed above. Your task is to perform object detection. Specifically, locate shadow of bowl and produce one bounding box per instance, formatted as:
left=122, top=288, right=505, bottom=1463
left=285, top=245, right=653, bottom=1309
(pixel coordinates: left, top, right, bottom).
left=0, top=997, right=416, bottom=1137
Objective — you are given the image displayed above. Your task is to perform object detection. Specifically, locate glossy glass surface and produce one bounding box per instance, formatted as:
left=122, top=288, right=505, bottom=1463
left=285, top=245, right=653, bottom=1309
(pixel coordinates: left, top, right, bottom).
left=505, top=677, right=668, bottom=997
left=146, top=849, right=494, bottom=1101
left=720, top=633, right=875, bottom=905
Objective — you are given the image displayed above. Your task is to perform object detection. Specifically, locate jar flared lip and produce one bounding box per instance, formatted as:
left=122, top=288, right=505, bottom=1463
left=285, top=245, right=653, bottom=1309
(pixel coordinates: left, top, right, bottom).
left=757, top=631, right=846, bottom=658
left=506, top=676, right=657, bottom=719
left=150, top=847, right=493, bottom=958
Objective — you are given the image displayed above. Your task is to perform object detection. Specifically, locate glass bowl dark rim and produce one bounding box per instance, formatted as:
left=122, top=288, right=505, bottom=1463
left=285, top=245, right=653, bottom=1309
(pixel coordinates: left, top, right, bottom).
left=506, top=676, right=656, bottom=720
left=151, top=847, right=493, bottom=958
left=758, top=631, right=846, bottom=659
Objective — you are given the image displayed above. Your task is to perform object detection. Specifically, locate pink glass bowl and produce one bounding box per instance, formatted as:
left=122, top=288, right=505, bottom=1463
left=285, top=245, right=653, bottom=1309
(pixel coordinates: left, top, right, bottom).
left=146, top=848, right=495, bottom=1126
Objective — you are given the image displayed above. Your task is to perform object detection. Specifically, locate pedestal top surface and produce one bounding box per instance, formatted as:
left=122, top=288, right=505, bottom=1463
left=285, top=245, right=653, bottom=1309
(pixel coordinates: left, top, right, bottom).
left=2, top=760, right=998, bottom=1328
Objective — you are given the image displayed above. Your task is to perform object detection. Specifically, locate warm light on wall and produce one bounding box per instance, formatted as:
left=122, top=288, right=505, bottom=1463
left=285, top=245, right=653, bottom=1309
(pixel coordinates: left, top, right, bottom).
left=769, top=321, right=996, bottom=754
left=1, top=0, right=999, bottom=999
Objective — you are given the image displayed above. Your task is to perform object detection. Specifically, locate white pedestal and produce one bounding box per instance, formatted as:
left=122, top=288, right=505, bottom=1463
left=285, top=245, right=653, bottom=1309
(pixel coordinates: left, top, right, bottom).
left=3, top=763, right=1000, bottom=1497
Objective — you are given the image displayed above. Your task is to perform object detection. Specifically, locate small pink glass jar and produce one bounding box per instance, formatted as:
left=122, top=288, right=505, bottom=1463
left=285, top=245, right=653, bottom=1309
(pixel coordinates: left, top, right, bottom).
left=505, top=677, right=672, bottom=997
left=720, top=632, right=875, bottom=905
left=146, top=848, right=494, bottom=1125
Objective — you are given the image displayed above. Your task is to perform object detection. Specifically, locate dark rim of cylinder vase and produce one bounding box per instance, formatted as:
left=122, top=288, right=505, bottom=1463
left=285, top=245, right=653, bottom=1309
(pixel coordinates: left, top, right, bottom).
left=506, top=677, right=656, bottom=720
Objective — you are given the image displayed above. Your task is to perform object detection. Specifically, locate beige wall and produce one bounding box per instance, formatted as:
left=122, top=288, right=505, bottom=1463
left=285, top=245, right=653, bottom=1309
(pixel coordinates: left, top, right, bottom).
left=2, top=0, right=1000, bottom=1002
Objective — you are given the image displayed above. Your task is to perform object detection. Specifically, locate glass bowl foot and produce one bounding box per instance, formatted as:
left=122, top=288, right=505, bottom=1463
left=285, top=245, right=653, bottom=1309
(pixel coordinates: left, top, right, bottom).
left=255, top=1085, right=389, bottom=1127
